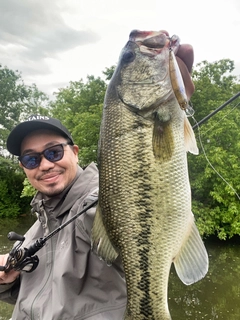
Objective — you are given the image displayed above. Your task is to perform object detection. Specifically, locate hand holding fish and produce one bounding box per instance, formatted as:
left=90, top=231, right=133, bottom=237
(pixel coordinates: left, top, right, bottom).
left=175, top=42, right=195, bottom=101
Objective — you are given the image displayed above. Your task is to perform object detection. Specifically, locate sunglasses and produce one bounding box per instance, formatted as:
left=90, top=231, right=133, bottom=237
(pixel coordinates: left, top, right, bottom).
left=18, top=142, right=72, bottom=170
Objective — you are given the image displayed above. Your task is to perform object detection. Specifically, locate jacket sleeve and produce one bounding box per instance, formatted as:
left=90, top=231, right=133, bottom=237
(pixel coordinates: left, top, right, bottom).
left=76, top=187, right=99, bottom=239
left=0, top=277, right=20, bottom=304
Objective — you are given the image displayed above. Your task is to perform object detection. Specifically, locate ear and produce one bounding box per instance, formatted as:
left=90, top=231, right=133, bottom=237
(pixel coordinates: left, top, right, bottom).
left=72, top=145, right=79, bottom=156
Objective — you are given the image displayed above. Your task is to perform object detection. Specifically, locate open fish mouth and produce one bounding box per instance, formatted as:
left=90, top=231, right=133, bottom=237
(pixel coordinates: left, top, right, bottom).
left=130, top=29, right=170, bottom=49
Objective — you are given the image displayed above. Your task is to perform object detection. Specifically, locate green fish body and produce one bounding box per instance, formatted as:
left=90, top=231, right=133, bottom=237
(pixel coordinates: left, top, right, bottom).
left=92, top=30, right=208, bottom=320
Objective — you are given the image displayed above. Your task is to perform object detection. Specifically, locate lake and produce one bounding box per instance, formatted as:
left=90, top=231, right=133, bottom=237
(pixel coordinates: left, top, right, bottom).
left=0, top=216, right=240, bottom=320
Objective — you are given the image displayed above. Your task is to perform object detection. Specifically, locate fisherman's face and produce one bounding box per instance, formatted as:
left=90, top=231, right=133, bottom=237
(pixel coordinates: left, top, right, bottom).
left=20, top=130, right=79, bottom=197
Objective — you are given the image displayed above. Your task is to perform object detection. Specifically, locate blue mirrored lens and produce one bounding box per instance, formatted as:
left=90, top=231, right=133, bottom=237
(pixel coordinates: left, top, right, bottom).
left=44, top=146, right=63, bottom=162
left=21, top=155, right=40, bottom=169
left=19, top=144, right=65, bottom=169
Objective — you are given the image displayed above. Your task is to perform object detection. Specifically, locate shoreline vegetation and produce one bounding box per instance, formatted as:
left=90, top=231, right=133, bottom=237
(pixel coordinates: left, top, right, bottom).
left=1, top=60, right=240, bottom=240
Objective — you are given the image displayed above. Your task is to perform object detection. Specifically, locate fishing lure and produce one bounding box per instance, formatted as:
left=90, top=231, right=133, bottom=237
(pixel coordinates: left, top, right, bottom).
left=169, top=46, right=188, bottom=110
left=169, top=40, right=195, bottom=117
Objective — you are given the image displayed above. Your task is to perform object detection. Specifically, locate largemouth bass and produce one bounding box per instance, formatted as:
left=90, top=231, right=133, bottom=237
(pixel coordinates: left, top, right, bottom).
left=92, top=30, right=208, bottom=320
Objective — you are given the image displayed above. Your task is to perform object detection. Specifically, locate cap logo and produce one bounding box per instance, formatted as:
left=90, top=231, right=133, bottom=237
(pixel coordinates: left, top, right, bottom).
left=27, top=115, right=50, bottom=121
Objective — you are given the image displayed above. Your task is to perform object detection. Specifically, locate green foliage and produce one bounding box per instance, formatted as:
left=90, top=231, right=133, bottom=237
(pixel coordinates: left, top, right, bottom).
left=50, top=75, right=106, bottom=166
left=0, top=64, right=49, bottom=217
left=0, top=180, right=20, bottom=217
left=189, top=59, right=240, bottom=239
left=102, top=66, right=116, bottom=81
left=1, top=59, right=240, bottom=239
left=0, top=64, right=49, bottom=153
left=0, top=157, right=31, bottom=217
left=70, top=104, right=102, bottom=165
left=21, top=178, right=36, bottom=198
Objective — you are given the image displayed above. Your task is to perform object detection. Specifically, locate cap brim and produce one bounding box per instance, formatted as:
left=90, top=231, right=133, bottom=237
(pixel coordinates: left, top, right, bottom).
left=7, top=121, right=71, bottom=156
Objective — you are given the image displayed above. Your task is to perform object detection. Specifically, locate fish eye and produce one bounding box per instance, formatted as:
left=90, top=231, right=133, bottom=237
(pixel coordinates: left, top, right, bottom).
left=122, top=50, right=135, bottom=63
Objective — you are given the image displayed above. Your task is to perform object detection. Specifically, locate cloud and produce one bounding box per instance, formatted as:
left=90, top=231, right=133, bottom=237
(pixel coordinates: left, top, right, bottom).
left=0, top=0, right=100, bottom=73
left=0, top=0, right=240, bottom=98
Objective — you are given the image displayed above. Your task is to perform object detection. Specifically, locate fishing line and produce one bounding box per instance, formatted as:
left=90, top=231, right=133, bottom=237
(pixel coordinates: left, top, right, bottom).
left=198, top=101, right=240, bottom=136
left=191, top=114, right=240, bottom=201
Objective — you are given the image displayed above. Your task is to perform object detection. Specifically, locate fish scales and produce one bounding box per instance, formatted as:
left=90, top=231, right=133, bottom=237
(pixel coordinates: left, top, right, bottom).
left=92, top=30, right=208, bottom=320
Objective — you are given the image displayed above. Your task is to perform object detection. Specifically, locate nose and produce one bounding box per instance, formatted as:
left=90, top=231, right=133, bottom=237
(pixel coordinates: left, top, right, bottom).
left=38, top=155, right=55, bottom=170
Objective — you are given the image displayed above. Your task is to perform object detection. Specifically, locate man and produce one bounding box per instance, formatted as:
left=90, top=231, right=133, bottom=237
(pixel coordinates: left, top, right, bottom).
left=0, top=115, right=126, bottom=319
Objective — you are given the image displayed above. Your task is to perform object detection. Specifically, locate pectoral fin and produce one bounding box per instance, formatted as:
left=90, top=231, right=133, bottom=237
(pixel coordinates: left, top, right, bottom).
left=152, top=114, right=174, bottom=162
left=174, top=217, right=208, bottom=285
left=184, top=115, right=199, bottom=155
left=91, top=204, right=119, bottom=263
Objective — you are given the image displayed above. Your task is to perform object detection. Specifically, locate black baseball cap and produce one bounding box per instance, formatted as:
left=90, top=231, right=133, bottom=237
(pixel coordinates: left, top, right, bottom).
left=7, top=115, right=74, bottom=156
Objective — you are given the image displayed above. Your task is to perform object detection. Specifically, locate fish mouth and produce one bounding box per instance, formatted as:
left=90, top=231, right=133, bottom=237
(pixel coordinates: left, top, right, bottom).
left=129, top=29, right=169, bottom=48
left=128, top=30, right=179, bottom=58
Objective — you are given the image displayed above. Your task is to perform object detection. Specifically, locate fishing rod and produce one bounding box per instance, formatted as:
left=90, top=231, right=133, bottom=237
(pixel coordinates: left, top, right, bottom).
left=0, top=198, right=98, bottom=273
left=192, top=92, right=240, bottom=130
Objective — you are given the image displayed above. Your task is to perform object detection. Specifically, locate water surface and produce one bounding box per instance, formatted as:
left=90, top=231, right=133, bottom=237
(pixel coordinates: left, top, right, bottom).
left=0, top=217, right=239, bottom=320
left=169, top=236, right=240, bottom=319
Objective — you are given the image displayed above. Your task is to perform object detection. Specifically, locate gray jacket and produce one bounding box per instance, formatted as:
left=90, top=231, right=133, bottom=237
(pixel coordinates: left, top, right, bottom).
left=0, top=163, right=127, bottom=319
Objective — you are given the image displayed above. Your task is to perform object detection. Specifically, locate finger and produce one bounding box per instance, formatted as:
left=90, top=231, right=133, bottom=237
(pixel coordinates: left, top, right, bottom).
left=176, top=44, right=194, bottom=73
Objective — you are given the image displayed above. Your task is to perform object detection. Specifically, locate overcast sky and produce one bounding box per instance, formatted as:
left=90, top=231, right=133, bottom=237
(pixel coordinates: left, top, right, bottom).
left=1, top=0, right=239, bottom=97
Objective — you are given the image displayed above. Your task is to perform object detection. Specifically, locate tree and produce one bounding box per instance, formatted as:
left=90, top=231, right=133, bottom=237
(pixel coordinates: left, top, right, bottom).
left=102, top=66, right=116, bottom=80
left=0, top=64, right=50, bottom=216
left=0, top=157, right=31, bottom=217
left=0, top=64, right=49, bottom=154
left=188, top=59, right=240, bottom=239
left=50, top=75, right=107, bottom=166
